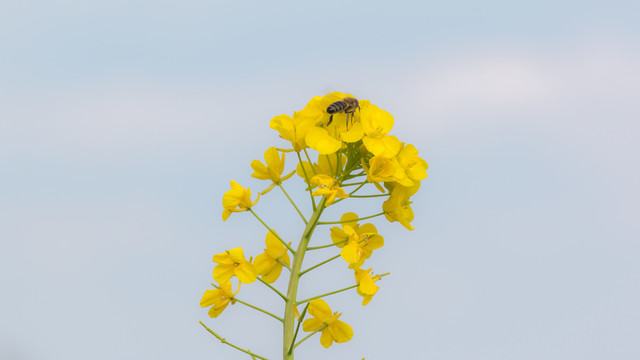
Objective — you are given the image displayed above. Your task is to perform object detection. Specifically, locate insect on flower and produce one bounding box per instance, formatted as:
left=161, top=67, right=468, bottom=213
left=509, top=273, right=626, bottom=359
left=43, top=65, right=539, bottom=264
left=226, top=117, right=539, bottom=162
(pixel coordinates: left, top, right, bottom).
left=326, top=97, right=360, bottom=128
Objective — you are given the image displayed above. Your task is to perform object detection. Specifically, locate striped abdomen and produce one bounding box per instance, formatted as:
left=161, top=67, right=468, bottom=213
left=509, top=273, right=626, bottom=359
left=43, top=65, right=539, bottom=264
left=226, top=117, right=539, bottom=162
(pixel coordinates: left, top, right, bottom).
left=327, top=97, right=359, bottom=114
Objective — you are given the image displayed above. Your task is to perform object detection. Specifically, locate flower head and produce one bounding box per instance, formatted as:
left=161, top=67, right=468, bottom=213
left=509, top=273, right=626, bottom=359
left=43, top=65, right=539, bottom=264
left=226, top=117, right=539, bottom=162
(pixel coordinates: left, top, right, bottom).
left=251, top=147, right=295, bottom=194
left=354, top=268, right=381, bottom=306
left=382, top=181, right=420, bottom=230
left=330, top=213, right=384, bottom=268
left=303, top=92, right=365, bottom=154
left=200, top=280, right=239, bottom=318
left=222, top=181, right=260, bottom=221
left=310, top=174, right=349, bottom=206
left=396, top=143, right=428, bottom=182
left=212, top=247, right=258, bottom=284
left=270, top=112, right=316, bottom=152
left=253, top=232, right=291, bottom=283
left=302, top=299, right=353, bottom=348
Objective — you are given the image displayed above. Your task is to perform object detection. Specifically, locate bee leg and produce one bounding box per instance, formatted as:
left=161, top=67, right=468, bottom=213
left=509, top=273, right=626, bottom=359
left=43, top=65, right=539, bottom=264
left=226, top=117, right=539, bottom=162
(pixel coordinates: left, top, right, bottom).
left=327, top=114, right=333, bottom=126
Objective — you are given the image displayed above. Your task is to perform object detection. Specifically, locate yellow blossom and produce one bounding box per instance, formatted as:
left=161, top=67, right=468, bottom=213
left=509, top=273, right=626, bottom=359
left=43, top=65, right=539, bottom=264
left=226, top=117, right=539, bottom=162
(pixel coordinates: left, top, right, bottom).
left=222, top=181, right=259, bottom=221
left=251, top=147, right=295, bottom=194
left=382, top=181, right=420, bottom=230
left=303, top=92, right=366, bottom=154
left=330, top=213, right=384, bottom=268
left=396, top=143, right=428, bottom=181
left=310, top=174, right=349, bottom=206
left=269, top=112, right=316, bottom=152
left=359, top=100, right=394, bottom=137
left=362, top=134, right=403, bottom=158
left=200, top=280, right=239, bottom=318
left=212, top=247, right=258, bottom=284
left=302, top=299, right=353, bottom=348
left=354, top=268, right=381, bottom=306
left=253, top=232, right=291, bottom=283
left=365, top=155, right=412, bottom=187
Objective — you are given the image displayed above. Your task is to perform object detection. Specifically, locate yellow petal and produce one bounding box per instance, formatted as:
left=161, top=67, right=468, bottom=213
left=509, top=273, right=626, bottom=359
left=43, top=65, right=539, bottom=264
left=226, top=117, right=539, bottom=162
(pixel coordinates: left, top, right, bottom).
left=306, top=127, right=342, bottom=154
left=208, top=303, right=228, bottom=318
left=340, top=241, right=359, bottom=264
left=200, top=289, right=221, bottom=307
left=212, top=252, right=234, bottom=264
left=329, top=320, right=353, bottom=343
left=308, top=299, right=332, bottom=321
left=235, top=262, right=258, bottom=284
left=363, top=135, right=402, bottom=157
left=253, top=252, right=275, bottom=275
left=365, top=234, right=384, bottom=250
left=261, top=263, right=282, bottom=283
left=358, top=273, right=379, bottom=295
left=320, top=329, right=333, bottom=348
left=222, top=209, right=231, bottom=221
left=212, top=264, right=234, bottom=284
left=340, top=212, right=360, bottom=231
left=250, top=159, right=269, bottom=180
left=264, top=147, right=282, bottom=172
left=341, top=122, right=364, bottom=143
left=265, top=232, right=285, bottom=256
left=303, top=318, right=324, bottom=332
left=330, top=227, right=348, bottom=247
left=226, top=247, right=246, bottom=263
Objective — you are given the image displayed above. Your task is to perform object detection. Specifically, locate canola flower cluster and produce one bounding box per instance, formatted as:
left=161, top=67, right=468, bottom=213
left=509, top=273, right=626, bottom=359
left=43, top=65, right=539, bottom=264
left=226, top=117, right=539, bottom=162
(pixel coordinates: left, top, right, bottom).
left=200, top=92, right=428, bottom=359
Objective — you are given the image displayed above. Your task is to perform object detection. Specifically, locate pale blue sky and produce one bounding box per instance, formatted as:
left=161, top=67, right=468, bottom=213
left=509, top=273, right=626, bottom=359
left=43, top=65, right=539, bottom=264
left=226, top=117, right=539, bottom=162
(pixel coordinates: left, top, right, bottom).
left=1, top=1, right=639, bottom=359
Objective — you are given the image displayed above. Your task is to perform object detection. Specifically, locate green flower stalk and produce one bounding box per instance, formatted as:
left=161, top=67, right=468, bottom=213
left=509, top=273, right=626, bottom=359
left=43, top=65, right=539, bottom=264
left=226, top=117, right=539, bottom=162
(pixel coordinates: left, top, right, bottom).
left=200, top=91, right=429, bottom=360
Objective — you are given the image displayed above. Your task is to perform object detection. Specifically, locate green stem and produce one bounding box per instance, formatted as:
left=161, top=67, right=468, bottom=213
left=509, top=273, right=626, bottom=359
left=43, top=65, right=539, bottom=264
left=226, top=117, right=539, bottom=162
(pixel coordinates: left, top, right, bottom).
left=317, top=212, right=385, bottom=225
left=283, top=197, right=327, bottom=360
left=293, top=324, right=327, bottom=350
left=278, top=184, right=307, bottom=224
left=306, top=239, right=347, bottom=251
left=287, top=303, right=309, bottom=354
left=299, top=254, right=341, bottom=276
left=296, top=272, right=390, bottom=305
left=249, top=209, right=296, bottom=255
left=349, top=193, right=390, bottom=198
left=303, top=149, right=317, bottom=175
left=257, top=277, right=289, bottom=302
left=296, top=285, right=357, bottom=305
left=199, top=321, right=270, bottom=360
left=233, top=297, right=283, bottom=323
left=296, top=151, right=317, bottom=211
left=340, top=181, right=367, bottom=187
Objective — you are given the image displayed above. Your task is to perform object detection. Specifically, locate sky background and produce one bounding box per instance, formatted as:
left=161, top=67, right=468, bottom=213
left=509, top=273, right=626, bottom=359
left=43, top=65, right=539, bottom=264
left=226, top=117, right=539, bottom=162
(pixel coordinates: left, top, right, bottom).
left=1, top=0, right=639, bottom=359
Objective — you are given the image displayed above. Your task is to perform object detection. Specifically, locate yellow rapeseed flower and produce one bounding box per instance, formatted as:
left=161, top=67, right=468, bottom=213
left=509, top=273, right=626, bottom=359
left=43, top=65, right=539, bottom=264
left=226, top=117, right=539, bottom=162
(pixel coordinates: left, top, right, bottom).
left=212, top=247, right=258, bottom=284
left=354, top=268, right=381, bottom=306
left=365, top=155, right=412, bottom=188
left=200, top=280, right=239, bottom=318
left=330, top=213, right=384, bottom=268
left=310, top=174, right=349, bottom=206
left=396, top=143, right=428, bottom=182
left=253, top=232, right=291, bottom=283
left=382, top=181, right=421, bottom=230
left=303, top=92, right=365, bottom=154
left=302, top=299, right=353, bottom=348
left=222, top=181, right=260, bottom=221
left=269, top=112, right=316, bottom=152
left=251, top=147, right=295, bottom=194
left=331, top=212, right=384, bottom=268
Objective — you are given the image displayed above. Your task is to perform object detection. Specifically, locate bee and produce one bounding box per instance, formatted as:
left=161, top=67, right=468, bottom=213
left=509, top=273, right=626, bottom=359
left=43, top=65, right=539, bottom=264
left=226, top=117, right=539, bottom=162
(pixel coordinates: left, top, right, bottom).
left=326, top=97, right=360, bottom=127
